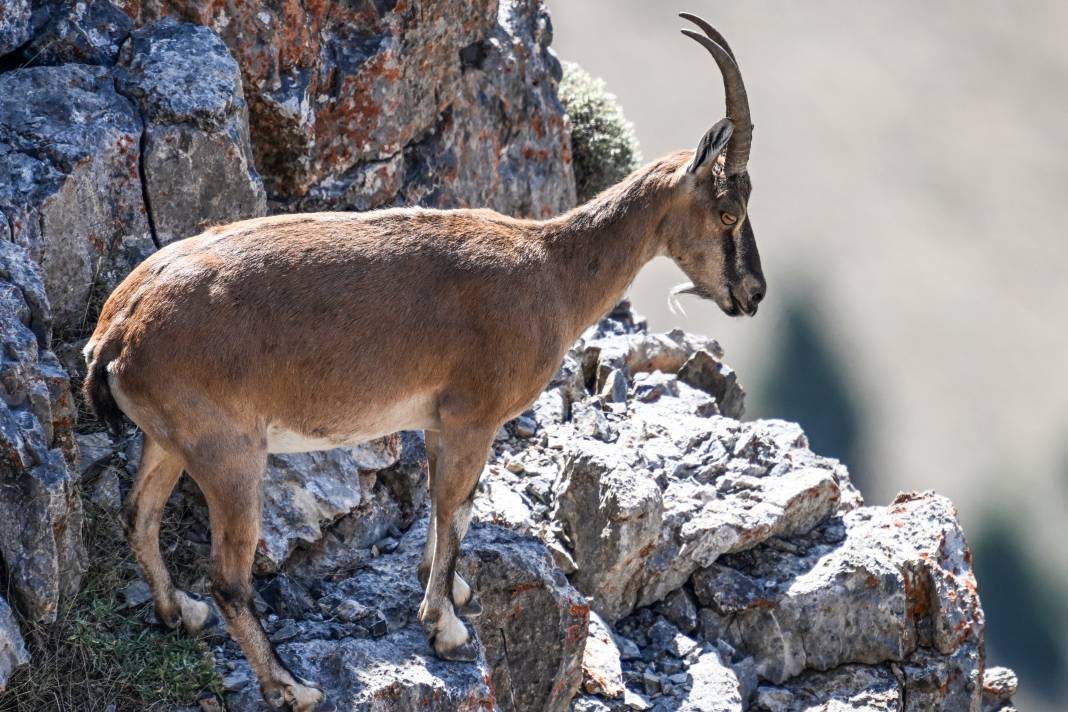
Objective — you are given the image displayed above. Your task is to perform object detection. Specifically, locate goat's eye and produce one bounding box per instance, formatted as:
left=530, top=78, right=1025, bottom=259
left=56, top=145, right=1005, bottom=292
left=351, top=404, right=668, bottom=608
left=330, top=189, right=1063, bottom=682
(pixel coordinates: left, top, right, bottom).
left=721, top=212, right=738, bottom=226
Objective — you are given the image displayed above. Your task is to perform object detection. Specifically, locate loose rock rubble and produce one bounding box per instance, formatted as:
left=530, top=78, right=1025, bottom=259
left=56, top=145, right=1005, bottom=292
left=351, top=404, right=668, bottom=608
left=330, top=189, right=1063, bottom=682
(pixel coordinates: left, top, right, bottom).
left=221, top=516, right=586, bottom=712
left=474, top=308, right=860, bottom=622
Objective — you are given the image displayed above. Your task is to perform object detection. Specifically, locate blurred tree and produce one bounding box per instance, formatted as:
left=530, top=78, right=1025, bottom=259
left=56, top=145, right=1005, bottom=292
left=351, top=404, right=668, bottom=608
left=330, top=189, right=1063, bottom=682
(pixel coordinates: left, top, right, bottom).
left=973, top=509, right=1067, bottom=702
left=755, top=294, right=867, bottom=491
left=558, top=62, right=642, bottom=203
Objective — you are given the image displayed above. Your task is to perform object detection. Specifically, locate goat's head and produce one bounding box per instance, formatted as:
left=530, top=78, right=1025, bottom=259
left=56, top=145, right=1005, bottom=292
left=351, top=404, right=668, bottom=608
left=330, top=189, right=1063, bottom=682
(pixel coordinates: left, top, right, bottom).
left=666, top=13, right=766, bottom=317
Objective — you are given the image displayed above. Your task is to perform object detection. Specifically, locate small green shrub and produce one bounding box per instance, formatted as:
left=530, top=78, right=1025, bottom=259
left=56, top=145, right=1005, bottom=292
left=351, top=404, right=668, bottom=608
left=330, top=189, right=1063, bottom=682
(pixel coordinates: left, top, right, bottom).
left=558, top=62, right=642, bottom=203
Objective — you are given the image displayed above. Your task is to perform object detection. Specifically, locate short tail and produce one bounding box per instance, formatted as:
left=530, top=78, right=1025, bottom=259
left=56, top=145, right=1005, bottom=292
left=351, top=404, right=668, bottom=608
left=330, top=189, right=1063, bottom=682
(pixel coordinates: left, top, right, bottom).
left=83, top=340, right=126, bottom=436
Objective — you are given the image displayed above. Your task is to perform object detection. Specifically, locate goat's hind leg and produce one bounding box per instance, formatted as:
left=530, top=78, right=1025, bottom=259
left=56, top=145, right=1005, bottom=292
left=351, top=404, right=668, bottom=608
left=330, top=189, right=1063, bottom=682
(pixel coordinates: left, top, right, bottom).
left=188, top=443, right=326, bottom=712
left=126, top=435, right=214, bottom=635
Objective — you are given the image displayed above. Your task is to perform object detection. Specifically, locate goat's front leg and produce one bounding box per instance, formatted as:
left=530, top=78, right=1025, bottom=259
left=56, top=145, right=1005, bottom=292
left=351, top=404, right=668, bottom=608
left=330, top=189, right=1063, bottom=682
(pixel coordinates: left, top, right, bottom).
left=420, top=429, right=480, bottom=617
left=418, top=423, right=494, bottom=661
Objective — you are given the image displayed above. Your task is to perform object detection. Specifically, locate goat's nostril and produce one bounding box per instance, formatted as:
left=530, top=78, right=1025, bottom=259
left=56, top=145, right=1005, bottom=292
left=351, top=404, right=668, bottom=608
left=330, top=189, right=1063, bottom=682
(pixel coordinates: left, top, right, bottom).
left=749, top=286, right=765, bottom=305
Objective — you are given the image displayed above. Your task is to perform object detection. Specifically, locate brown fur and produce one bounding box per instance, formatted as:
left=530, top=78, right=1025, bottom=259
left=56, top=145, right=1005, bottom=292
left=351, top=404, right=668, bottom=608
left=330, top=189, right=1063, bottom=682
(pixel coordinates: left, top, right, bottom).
left=83, top=147, right=764, bottom=710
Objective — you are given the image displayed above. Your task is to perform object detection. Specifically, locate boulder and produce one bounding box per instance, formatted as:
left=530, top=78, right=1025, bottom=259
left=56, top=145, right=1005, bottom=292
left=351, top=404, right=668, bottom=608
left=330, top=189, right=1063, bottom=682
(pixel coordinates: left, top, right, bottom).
left=282, top=432, right=428, bottom=577
left=0, top=0, right=31, bottom=56
left=468, top=309, right=857, bottom=623
left=581, top=612, right=624, bottom=698
left=0, top=240, right=85, bottom=623
left=116, top=18, right=266, bottom=246
left=0, top=63, right=152, bottom=331
left=461, top=523, right=588, bottom=712
left=679, top=648, right=744, bottom=712
left=751, top=664, right=901, bottom=712
left=121, top=0, right=576, bottom=216
left=22, top=0, right=133, bottom=66
left=701, top=492, right=983, bottom=689
left=548, top=414, right=850, bottom=621
left=226, top=516, right=585, bottom=712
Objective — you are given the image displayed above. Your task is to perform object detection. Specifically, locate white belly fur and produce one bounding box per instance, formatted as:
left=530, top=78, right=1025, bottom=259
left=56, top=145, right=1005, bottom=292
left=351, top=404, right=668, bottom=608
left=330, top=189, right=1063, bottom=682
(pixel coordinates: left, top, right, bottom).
left=265, top=393, right=438, bottom=454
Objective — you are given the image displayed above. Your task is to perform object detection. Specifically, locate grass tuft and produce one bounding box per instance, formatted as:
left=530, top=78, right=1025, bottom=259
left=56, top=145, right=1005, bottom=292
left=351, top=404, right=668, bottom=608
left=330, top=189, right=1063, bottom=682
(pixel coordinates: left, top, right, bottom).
left=0, top=469, right=222, bottom=712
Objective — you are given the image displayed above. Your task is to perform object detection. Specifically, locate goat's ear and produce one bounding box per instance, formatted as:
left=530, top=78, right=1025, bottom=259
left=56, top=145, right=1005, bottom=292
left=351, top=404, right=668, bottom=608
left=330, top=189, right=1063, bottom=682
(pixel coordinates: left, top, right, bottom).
left=687, top=118, right=733, bottom=176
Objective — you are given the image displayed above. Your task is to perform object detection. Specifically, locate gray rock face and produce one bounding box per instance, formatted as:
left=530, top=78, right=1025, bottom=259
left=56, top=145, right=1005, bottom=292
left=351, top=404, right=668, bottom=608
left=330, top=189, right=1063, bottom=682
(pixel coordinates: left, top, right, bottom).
left=0, top=594, right=28, bottom=691
left=0, top=15, right=265, bottom=334
left=681, top=649, right=744, bottom=712
left=0, top=0, right=31, bottom=56
left=462, top=523, right=588, bottom=712
left=706, top=492, right=983, bottom=687
left=277, top=432, right=428, bottom=576
left=23, top=0, right=133, bottom=66
left=474, top=319, right=855, bottom=621
left=224, top=522, right=494, bottom=712
left=751, top=665, right=901, bottom=712
left=0, top=240, right=85, bottom=625
left=122, top=0, right=576, bottom=217
left=116, top=17, right=266, bottom=246
left=224, top=518, right=584, bottom=712
left=0, top=63, right=151, bottom=331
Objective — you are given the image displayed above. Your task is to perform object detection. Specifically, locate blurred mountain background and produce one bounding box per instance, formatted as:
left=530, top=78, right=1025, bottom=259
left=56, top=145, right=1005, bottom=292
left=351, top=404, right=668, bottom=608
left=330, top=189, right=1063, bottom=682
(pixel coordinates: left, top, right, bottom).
left=548, top=1, right=1068, bottom=708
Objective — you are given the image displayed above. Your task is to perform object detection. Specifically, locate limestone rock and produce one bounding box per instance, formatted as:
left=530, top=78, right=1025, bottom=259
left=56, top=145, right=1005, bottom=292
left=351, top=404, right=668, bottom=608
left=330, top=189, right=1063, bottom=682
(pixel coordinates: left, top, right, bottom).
left=0, top=594, right=28, bottom=691
left=549, top=414, right=850, bottom=621
left=679, top=648, right=744, bottom=712
left=0, top=63, right=152, bottom=331
left=0, top=0, right=31, bottom=56
left=752, top=665, right=901, bottom=712
left=0, top=240, right=85, bottom=623
left=704, top=492, right=982, bottom=688
left=981, top=666, right=1017, bottom=710
left=461, top=522, right=588, bottom=712
left=470, top=308, right=855, bottom=623
left=582, top=612, right=624, bottom=698
left=224, top=525, right=493, bottom=712
left=23, top=0, right=133, bottom=66
left=116, top=17, right=266, bottom=246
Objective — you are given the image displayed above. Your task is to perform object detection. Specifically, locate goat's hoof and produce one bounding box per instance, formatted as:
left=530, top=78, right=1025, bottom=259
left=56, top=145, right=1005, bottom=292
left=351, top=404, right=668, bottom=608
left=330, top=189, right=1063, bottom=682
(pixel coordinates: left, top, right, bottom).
left=177, top=591, right=218, bottom=636
left=434, top=635, right=479, bottom=662
left=456, top=596, right=482, bottom=618
left=287, top=682, right=325, bottom=712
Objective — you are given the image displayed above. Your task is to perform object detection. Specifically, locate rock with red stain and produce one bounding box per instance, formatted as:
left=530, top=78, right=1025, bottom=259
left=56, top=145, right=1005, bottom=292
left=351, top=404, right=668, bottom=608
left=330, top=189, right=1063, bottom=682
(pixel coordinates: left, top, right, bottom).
left=703, top=492, right=985, bottom=705
left=0, top=240, right=86, bottom=627
left=581, top=612, right=624, bottom=698
left=461, top=522, right=588, bottom=712
left=119, top=0, right=576, bottom=217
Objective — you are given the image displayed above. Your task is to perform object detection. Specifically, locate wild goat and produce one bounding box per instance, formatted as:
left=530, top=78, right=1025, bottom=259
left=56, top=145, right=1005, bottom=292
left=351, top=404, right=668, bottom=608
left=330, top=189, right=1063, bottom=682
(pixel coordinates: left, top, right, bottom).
left=83, top=13, right=764, bottom=711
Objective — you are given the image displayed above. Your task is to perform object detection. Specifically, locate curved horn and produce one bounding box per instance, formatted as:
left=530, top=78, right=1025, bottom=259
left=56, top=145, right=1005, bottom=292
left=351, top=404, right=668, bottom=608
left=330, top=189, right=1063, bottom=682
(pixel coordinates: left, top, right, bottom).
left=679, top=12, right=735, bottom=61
left=680, top=16, right=752, bottom=176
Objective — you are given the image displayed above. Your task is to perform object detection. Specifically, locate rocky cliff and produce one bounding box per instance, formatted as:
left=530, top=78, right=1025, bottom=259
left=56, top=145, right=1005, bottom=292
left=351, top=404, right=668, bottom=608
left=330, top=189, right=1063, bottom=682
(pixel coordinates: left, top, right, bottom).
left=0, top=2, right=1015, bottom=710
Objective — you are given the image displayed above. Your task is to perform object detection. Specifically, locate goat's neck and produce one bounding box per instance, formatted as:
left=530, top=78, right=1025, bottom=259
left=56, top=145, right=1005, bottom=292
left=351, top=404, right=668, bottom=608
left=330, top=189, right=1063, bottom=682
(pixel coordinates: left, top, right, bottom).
left=540, top=155, right=684, bottom=341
